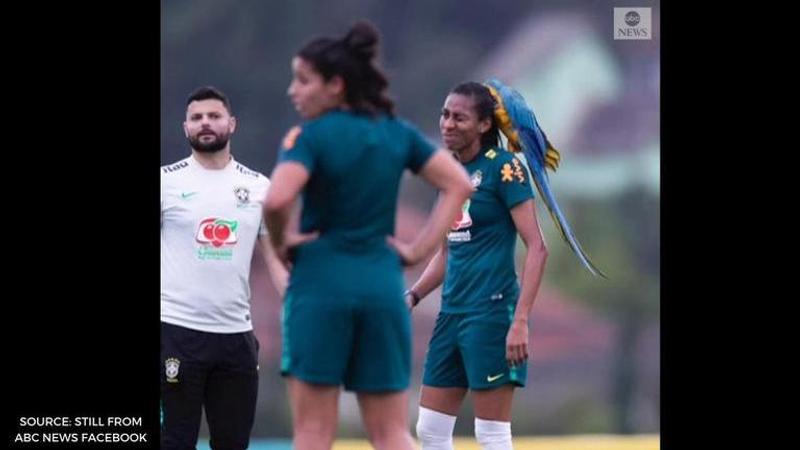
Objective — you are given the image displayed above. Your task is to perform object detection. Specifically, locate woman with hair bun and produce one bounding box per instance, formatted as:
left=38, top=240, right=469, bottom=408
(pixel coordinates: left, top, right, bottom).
left=264, top=21, right=473, bottom=450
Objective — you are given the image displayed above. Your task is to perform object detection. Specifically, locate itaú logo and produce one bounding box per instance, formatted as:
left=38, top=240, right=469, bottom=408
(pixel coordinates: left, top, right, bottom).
left=195, top=218, right=238, bottom=248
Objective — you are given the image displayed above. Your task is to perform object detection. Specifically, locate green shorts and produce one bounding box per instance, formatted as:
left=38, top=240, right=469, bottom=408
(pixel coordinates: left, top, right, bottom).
left=422, top=302, right=527, bottom=390
left=280, top=241, right=410, bottom=392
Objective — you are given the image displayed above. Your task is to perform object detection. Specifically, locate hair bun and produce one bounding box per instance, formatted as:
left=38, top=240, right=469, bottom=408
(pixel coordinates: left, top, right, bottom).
left=343, top=21, right=379, bottom=61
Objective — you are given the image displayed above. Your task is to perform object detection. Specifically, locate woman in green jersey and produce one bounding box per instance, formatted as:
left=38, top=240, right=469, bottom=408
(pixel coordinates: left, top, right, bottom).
left=407, top=82, right=549, bottom=450
left=263, top=22, right=473, bottom=450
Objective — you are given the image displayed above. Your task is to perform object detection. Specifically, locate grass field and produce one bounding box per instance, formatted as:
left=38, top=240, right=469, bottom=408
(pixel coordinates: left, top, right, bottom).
left=198, top=434, right=659, bottom=449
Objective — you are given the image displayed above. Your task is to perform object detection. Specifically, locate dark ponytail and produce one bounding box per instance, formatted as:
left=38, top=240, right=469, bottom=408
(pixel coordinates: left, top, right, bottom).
left=298, top=21, right=395, bottom=117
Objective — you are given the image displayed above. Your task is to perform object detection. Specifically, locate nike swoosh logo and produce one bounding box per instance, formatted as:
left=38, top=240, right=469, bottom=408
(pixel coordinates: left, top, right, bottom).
left=181, top=192, right=197, bottom=199
left=487, top=373, right=505, bottom=382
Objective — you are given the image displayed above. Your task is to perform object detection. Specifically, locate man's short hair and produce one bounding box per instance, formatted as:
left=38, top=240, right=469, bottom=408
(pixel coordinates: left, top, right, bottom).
left=186, top=86, right=232, bottom=114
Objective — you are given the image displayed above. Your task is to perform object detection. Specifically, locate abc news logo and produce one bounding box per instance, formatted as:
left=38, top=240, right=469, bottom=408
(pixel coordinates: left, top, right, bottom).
left=614, top=8, right=652, bottom=40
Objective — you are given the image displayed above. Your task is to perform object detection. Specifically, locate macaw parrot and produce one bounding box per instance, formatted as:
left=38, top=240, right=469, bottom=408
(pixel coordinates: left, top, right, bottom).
left=485, top=78, right=606, bottom=278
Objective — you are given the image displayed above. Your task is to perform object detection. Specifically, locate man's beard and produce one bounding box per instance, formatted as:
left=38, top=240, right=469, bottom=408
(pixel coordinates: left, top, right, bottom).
left=189, top=131, right=230, bottom=153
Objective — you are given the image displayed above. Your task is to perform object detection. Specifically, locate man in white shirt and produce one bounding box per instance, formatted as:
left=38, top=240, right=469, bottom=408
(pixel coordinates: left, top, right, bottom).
left=160, top=86, right=287, bottom=450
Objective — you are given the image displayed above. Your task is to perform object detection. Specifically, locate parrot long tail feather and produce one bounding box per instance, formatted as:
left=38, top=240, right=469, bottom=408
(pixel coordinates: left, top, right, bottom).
left=529, top=169, right=607, bottom=278
left=518, top=135, right=607, bottom=279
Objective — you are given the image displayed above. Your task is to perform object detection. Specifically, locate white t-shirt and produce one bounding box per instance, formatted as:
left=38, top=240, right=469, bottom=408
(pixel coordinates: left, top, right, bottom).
left=160, top=154, right=269, bottom=333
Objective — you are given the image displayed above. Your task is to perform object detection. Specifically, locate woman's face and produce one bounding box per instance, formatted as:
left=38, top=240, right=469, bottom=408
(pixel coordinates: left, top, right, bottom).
left=287, top=57, right=344, bottom=119
left=439, top=93, right=490, bottom=154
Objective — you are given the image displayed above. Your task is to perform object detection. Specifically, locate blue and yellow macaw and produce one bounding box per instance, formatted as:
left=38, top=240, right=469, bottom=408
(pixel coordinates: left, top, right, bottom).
left=484, top=78, right=606, bottom=278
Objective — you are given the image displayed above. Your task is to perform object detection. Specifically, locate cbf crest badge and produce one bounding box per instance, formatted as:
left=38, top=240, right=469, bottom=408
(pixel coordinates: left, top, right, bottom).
left=165, top=358, right=180, bottom=383
left=470, top=170, right=483, bottom=188
left=234, top=187, right=250, bottom=207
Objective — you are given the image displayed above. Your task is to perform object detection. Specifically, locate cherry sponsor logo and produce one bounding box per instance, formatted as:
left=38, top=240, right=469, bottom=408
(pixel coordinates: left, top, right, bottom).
left=451, top=199, right=472, bottom=231
left=196, top=218, right=238, bottom=247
